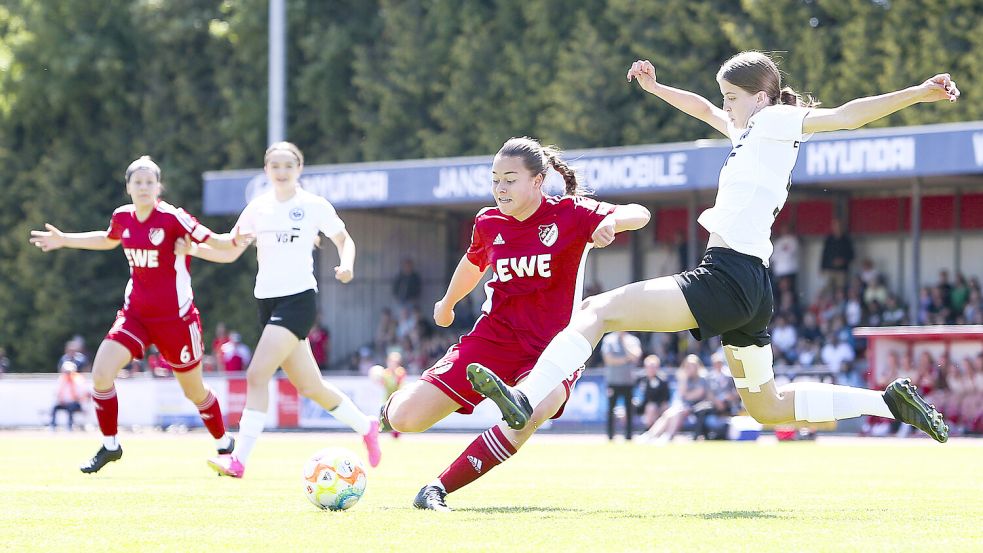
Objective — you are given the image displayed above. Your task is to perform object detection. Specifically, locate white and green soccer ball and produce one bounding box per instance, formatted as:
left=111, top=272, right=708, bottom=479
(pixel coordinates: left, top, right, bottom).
left=302, top=447, right=367, bottom=511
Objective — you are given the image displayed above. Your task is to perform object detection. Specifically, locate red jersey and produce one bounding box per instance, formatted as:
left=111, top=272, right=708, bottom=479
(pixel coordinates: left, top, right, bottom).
left=466, top=195, right=613, bottom=356
left=106, top=201, right=213, bottom=320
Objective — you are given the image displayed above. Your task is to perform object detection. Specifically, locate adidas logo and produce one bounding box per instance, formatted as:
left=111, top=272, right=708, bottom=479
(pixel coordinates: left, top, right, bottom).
left=467, top=455, right=483, bottom=473
left=200, top=413, right=213, bottom=420
left=493, top=234, right=505, bottom=246
left=122, top=229, right=130, bottom=238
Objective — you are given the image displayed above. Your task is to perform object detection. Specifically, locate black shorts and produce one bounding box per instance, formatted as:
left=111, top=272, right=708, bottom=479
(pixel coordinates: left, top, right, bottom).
left=257, top=289, right=317, bottom=340
left=673, top=247, right=773, bottom=348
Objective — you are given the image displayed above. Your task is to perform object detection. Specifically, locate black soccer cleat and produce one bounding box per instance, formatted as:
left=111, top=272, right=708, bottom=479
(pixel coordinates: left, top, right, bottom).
left=217, top=436, right=235, bottom=455
left=883, top=378, right=949, bottom=443
left=80, top=445, right=123, bottom=474
left=466, top=363, right=533, bottom=431
left=413, top=485, right=451, bottom=512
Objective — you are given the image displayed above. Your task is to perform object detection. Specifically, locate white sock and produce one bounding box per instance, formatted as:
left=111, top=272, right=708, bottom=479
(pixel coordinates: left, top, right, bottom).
left=793, top=383, right=893, bottom=422
left=515, top=328, right=593, bottom=407
left=233, top=408, right=267, bottom=463
left=215, top=433, right=232, bottom=451
left=103, top=435, right=119, bottom=451
left=329, top=395, right=371, bottom=435
left=430, top=479, right=446, bottom=491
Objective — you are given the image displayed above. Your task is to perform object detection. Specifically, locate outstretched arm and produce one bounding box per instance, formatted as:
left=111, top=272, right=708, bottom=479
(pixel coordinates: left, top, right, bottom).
left=434, top=256, right=486, bottom=328
left=30, top=224, right=119, bottom=251
left=803, top=74, right=959, bottom=133
left=176, top=235, right=248, bottom=263
left=591, top=203, right=652, bottom=248
left=627, top=59, right=730, bottom=137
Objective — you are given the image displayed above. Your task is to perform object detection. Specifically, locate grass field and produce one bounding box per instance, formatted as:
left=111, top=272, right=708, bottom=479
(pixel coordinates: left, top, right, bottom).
left=2, top=430, right=981, bottom=553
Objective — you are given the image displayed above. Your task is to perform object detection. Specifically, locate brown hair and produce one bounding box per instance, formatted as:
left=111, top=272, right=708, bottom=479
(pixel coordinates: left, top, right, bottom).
left=497, top=137, right=590, bottom=196
left=716, top=51, right=820, bottom=108
left=264, top=141, right=304, bottom=165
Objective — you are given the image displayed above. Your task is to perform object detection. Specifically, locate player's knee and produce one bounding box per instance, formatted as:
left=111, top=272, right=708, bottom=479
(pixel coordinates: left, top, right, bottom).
left=244, top=366, right=268, bottom=389
left=386, top=404, right=428, bottom=433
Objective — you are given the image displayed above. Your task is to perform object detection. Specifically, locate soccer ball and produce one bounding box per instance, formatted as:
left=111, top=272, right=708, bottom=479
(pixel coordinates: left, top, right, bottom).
left=302, top=447, right=367, bottom=511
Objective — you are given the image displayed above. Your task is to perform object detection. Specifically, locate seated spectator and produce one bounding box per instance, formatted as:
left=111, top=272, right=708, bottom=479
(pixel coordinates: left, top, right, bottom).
left=220, top=332, right=251, bottom=373
left=820, top=333, right=855, bottom=377
left=858, top=258, right=880, bottom=286
left=375, top=308, right=397, bottom=354
left=771, top=315, right=798, bottom=364
left=639, top=355, right=708, bottom=445
left=796, top=338, right=820, bottom=367
left=692, top=352, right=740, bottom=440
left=963, top=290, right=982, bottom=324
left=881, top=295, right=907, bottom=326
left=51, top=361, right=86, bottom=430
left=635, top=355, right=670, bottom=432
left=58, top=338, right=90, bottom=374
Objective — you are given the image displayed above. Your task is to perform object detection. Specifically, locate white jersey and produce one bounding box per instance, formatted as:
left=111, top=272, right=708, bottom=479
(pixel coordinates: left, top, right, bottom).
left=234, top=188, right=345, bottom=299
left=698, top=104, right=811, bottom=265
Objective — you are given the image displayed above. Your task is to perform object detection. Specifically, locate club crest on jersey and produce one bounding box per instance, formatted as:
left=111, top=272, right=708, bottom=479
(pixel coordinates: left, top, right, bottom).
left=538, top=223, right=558, bottom=247
left=148, top=228, right=165, bottom=246
left=289, top=207, right=305, bottom=221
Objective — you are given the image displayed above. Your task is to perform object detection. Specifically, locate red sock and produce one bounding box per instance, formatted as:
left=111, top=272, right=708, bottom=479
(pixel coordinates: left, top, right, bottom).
left=195, top=390, right=227, bottom=439
left=91, top=386, right=118, bottom=437
left=438, top=426, right=517, bottom=493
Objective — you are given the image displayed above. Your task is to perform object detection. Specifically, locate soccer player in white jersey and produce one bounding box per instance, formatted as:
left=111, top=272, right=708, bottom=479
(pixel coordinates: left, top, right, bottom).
left=183, top=142, right=381, bottom=478
left=30, top=156, right=241, bottom=473
left=470, top=51, right=959, bottom=444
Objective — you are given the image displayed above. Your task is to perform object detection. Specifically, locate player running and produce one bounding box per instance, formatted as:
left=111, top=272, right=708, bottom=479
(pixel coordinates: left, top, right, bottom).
left=30, top=156, right=240, bottom=473
left=181, top=142, right=381, bottom=478
left=470, top=52, right=957, bottom=444
left=381, top=137, right=651, bottom=510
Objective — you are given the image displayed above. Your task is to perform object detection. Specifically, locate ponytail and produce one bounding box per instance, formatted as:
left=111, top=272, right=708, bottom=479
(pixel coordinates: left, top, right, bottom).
left=544, top=146, right=591, bottom=197
left=779, top=86, right=821, bottom=108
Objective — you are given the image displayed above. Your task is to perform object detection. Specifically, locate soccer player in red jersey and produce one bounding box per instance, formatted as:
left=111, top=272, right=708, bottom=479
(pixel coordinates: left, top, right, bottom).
left=473, top=53, right=957, bottom=445
left=30, top=156, right=241, bottom=473
left=380, top=137, right=651, bottom=510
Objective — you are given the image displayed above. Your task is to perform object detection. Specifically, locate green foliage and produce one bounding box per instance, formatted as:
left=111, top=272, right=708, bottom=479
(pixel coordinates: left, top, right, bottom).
left=0, top=0, right=979, bottom=370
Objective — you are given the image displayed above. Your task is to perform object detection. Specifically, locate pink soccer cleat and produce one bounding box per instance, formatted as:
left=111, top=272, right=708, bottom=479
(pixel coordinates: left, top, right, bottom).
left=207, top=454, right=245, bottom=478
left=363, top=420, right=382, bottom=468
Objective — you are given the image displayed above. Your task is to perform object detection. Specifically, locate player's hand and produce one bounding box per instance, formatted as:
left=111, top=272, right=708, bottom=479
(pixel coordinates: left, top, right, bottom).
left=29, top=223, right=65, bottom=252
left=334, top=266, right=353, bottom=283
left=174, top=234, right=193, bottom=256
left=233, top=226, right=255, bottom=247
left=920, top=73, right=959, bottom=103
left=434, top=299, right=455, bottom=327
left=591, top=216, right=617, bottom=248
left=627, top=59, right=658, bottom=94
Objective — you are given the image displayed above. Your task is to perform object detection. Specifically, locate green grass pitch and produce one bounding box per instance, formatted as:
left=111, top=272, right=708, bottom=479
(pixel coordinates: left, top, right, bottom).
left=3, top=431, right=980, bottom=552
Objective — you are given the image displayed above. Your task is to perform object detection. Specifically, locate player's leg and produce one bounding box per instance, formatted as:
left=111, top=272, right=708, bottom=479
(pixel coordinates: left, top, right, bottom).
left=280, top=341, right=383, bottom=467
left=81, top=339, right=132, bottom=473
left=415, top=382, right=568, bottom=511
left=383, top=380, right=462, bottom=433
left=158, top=310, right=234, bottom=454
left=724, top=343, right=949, bottom=442
left=209, top=324, right=298, bottom=477
left=172, top=364, right=233, bottom=454
left=475, top=276, right=696, bottom=429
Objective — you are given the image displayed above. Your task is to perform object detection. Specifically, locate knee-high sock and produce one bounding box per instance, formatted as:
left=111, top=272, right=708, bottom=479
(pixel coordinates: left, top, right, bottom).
left=436, top=426, right=517, bottom=494
left=329, top=395, right=371, bottom=435
left=233, top=408, right=266, bottom=463
left=91, top=386, right=119, bottom=440
left=793, top=382, right=893, bottom=422
left=515, top=329, right=593, bottom=407
left=195, top=389, right=227, bottom=440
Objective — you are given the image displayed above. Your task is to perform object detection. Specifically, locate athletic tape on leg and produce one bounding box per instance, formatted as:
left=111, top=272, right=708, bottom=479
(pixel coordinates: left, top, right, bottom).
left=726, top=344, right=774, bottom=393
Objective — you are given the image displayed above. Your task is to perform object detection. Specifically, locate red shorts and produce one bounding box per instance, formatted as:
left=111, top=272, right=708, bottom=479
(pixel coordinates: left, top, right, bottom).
left=105, top=307, right=204, bottom=372
left=421, top=335, right=582, bottom=418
